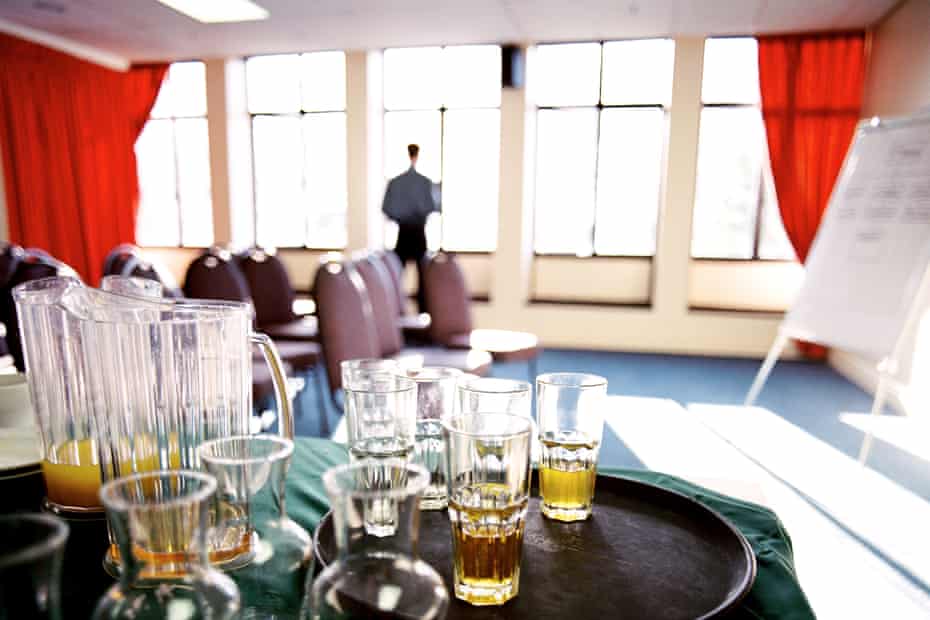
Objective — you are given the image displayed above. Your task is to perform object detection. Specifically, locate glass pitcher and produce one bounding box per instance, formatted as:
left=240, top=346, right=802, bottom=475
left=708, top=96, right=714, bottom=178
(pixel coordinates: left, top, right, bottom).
left=13, top=277, right=292, bottom=562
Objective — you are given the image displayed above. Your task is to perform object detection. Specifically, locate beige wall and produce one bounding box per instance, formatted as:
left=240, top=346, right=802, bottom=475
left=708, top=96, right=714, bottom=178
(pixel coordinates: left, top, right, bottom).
left=862, top=0, right=930, bottom=118
left=144, top=38, right=805, bottom=357
left=830, top=0, right=930, bottom=415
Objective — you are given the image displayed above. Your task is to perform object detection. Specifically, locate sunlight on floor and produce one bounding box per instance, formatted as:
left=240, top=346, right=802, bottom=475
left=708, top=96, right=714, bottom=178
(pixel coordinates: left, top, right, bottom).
left=605, top=396, right=930, bottom=619
left=840, top=412, right=930, bottom=463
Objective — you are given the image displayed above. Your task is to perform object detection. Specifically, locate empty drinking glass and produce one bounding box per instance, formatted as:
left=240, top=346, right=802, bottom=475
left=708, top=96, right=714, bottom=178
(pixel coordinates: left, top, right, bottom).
left=344, top=375, right=417, bottom=463
left=0, top=513, right=68, bottom=620
left=536, top=373, right=607, bottom=522
left=397, top=367, right=461, bottom=510
left=457, top=377, right=532, bottom=418
left=443, top=413, right=533, bottom=606
left=199, top=435, right=313, bottom=619
left=340, top=358, right=399, bottom=391
left=310, top=460, right=448, bottom=619
left=93, top=470, right=240, bottom=620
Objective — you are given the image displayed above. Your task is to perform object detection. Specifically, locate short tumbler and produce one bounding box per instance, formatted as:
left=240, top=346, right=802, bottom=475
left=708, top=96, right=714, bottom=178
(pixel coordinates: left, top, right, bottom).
left=536, top=373, right=607, bottom=522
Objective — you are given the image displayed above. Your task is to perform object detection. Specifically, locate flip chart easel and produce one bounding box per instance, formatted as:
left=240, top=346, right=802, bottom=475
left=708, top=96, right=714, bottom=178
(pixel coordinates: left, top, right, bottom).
left=745, top=114, right=930, bottom=464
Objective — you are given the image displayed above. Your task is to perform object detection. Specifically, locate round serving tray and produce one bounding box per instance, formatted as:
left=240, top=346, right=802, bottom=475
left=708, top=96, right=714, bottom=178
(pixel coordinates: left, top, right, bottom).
left=313, top=474, right=756, bottom=619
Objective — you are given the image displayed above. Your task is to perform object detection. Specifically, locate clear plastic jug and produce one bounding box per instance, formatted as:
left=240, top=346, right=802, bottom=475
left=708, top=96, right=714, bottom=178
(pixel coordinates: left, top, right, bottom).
left=13, top=277, right=292, bottom=522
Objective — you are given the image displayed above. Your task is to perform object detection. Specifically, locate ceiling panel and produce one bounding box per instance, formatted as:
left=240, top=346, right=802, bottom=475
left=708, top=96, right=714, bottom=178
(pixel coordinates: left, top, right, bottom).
left=0, top=0, right=900, bottom=63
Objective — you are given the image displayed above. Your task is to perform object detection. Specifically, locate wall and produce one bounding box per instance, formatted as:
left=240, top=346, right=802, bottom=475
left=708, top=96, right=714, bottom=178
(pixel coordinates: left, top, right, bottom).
left=831, top=0, right=930, bottom=416
left=146, top=37, right=804, bottom=358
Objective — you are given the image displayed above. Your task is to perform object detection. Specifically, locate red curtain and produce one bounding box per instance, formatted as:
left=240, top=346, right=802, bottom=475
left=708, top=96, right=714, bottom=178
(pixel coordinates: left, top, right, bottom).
left=0, top=33, right=167, bottom=284
left=758, top=32, right=867, bottom=263
left=758, top=32, right=867, bottom=360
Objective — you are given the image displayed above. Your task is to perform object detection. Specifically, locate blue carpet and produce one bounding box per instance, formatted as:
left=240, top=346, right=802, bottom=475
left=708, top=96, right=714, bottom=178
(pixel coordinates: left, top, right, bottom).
left=289, top=348, right=930, bottom=502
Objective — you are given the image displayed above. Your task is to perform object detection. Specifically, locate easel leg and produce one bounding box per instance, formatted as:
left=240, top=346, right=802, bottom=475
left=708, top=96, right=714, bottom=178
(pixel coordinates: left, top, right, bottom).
left=857, top=376, right=889, bottom=465
left=745, top=332, right=789, bottom=407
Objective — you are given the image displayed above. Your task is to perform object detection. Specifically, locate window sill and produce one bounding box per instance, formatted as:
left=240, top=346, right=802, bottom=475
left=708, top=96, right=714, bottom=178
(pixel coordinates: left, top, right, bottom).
left=530, top=298, right=651, bottom=309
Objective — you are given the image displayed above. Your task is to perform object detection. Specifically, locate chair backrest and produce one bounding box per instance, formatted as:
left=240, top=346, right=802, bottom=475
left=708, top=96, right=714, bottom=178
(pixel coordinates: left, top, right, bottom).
left=313, top=258, right=380, bottom=391
left=237, top=248, right=297, bottom=327
left=378, top=250, right=409, bottom=317
left=0, top=244, right=25, bottom=288
left=183, top=248, right=251, bottom=303
left=128, top=259, right=184, bottom=299
left=423, top=251, right=473, bottom=345
left=353, top=254, right=403, bottom=357
left=1, top=250, right=77, bottom=371
left=102, top=244, right=142, bottom=279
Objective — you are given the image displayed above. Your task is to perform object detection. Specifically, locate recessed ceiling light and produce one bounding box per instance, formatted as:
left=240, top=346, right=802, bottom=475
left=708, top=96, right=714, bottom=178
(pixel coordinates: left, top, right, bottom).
left=156, top=0, right=269, bottom=24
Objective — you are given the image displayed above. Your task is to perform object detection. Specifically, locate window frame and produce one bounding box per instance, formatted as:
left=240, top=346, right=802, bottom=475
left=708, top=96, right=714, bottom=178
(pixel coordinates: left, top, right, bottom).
left=692, top=36, right=794, bottom=263
left=138, top=60, right=211, bottom=249
left=245, top=51, right=348, bottom=251
left=532, top=39, right=672, bottom=259
left=382, top=45, right=502, bottom=254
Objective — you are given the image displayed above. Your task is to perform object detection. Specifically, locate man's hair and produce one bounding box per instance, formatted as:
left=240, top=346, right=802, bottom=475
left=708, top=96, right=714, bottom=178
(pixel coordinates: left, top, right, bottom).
left=407, top=144, right=420, bottom=159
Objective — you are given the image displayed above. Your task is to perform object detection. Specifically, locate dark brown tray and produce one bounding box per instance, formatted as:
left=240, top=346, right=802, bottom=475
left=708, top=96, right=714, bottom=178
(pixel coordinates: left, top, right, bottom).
left=314, top=474, right=756, bottom=619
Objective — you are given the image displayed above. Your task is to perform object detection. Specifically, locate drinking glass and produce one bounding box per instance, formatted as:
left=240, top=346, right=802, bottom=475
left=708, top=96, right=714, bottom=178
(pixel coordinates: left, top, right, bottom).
left=0, top=513, right=68, bottom=620
left=536, top=373, right=608, bottom=522
left=340, top=358, right=399, bottom=391
left=457, top=377, right=532, bottom=418
left=310, top=460, right=448, bottom=619
left=93, top=470, right=240, bottom=620
left=397, top=367, right=461, bottom=510
left=199, top=435, right=313, bottom=619
left=442, top=413, right=533, bottom=606
left=344, top=375, right=417, bottom=463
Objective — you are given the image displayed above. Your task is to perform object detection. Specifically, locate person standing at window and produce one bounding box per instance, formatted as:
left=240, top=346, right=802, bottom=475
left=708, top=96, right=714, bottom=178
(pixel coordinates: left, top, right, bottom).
left=382, top=143, right=440, bottom=311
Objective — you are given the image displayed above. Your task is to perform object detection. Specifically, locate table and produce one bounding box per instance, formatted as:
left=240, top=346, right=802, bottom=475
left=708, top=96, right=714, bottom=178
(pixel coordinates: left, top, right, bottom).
left=288, top=437, right=815, bottom=620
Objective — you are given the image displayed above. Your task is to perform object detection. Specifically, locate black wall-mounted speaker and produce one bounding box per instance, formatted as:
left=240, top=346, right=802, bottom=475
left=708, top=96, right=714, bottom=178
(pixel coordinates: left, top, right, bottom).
left=502, top=45, right=525, bottom=89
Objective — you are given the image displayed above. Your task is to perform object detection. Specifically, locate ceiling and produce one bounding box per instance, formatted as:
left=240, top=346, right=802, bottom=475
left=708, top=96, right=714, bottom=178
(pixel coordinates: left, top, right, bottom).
left=0, top=0, right=899, bottom=63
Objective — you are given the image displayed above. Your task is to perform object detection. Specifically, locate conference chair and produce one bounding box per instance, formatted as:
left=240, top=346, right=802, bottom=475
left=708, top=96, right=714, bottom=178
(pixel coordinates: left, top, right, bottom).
left=0, top=250, right=78, bottom=371
left=0, top=244, right=25, bottom=288
left=183, top=248, right=325, bottom=426
left=236, top=247, right=318, bottom=342
left=352, top=252, right=492, bottom=376
left=423, top=251, right=540, bottom=379
left=375, top=250, right=432, bottom=344
left=102, top=244, right=183, bottom=298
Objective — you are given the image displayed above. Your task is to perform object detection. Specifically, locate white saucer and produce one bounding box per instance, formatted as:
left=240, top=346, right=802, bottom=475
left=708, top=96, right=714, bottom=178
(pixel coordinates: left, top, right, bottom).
left=0, top=426, right=41, bottom=473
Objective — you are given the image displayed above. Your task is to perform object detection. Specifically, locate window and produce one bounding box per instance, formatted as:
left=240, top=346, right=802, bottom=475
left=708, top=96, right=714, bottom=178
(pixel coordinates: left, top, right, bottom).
left=533, top=40, right=674, bottom=257
left=135, top=61, right=213, bottom=247
left=383, top=45, right=501, bottom=252
left=691, top=38, right=795, bottom=260
left=246, top=51, right=348, bottom=249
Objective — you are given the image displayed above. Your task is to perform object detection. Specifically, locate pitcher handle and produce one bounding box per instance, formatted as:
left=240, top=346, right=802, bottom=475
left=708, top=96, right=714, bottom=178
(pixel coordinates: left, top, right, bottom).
left=251, top=332, right=294, bottom=439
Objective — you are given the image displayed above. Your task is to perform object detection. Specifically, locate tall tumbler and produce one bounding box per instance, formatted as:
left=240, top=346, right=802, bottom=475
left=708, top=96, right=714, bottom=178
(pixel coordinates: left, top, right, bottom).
left=443, top=413, right=533, bottom=606
left=397, top=367, right=461, bottom=510
left=0, top=513, right=68, bottom=620
left=340, top=358, right=399, bottom=391
left=536, top=373, right=607, bottom=522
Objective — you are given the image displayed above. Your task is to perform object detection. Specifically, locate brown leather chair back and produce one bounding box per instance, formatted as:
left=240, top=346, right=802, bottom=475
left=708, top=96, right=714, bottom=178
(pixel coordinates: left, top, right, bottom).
left=379, top=250, right=409, bottom=317
left=354, top=254, right=403, bottom=356
left=183, top=248, right=251, bottom=303
left=237, top=248, right=297, bottom=327
left=0, top=244, right=24, bottom=288
left=423, top=252, right=473, bottom=345
left=313, top=258, right=380, bottom=391
left=102, top=244, right=141, bottom=279
left=2, top=250, right=77, bottom=371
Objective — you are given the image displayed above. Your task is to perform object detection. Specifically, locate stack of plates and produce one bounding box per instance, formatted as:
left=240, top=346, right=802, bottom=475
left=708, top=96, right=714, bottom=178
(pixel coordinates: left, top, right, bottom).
left=0, top=427, right=43, bottom=512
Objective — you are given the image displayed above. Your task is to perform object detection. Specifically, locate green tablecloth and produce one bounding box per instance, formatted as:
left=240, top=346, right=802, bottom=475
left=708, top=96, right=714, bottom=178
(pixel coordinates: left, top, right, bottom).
left=288, top=437, right=815, bottom=620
